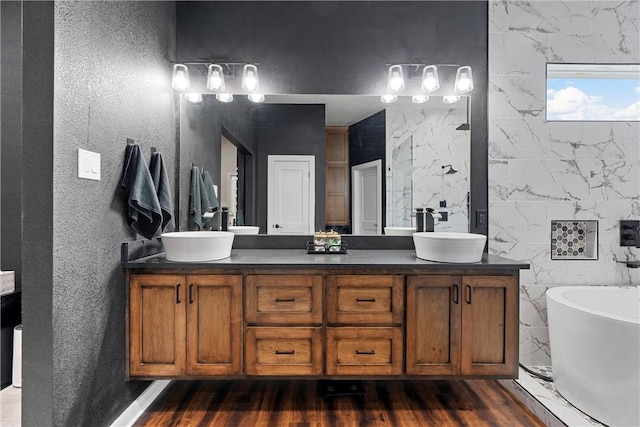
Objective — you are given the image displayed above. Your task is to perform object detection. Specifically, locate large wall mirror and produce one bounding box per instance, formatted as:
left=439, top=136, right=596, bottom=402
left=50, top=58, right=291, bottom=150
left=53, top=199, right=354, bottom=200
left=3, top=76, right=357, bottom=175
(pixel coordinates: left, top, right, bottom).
left=178, top=94, right=470, bottom=235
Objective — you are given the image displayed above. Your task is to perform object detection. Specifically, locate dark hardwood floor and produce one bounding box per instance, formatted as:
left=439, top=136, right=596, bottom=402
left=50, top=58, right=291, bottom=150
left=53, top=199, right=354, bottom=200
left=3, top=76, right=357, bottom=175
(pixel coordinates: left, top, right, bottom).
left=134, top=379, right=544, bottom=426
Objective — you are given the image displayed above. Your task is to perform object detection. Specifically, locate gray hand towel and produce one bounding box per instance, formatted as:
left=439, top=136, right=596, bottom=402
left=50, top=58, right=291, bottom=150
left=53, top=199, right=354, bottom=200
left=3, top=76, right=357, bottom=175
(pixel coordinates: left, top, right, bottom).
left=189, top=166, right=210, bottom=230
left=121, top=144, right=162, bottom=239
left=201, top=170, right=219, bottom=229
left=149, top=152, right=175, bottom=232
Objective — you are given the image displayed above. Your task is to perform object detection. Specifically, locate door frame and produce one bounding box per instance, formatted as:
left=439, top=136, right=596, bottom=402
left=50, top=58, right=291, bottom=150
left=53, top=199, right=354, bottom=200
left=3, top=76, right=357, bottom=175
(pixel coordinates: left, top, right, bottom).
left=267, top=155, right=315, bottom=235
left=351, top=159, right=382, bottom=235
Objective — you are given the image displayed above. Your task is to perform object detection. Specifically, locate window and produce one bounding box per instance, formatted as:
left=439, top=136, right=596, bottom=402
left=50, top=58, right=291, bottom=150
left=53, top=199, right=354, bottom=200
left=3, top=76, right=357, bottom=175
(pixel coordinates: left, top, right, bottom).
left=546, top=63, right=640, bottom=122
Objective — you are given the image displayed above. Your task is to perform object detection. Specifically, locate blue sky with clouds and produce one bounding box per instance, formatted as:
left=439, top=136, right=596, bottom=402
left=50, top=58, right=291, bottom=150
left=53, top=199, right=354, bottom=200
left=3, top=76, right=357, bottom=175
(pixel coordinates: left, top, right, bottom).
left=547, top=78, right=640, bottom=121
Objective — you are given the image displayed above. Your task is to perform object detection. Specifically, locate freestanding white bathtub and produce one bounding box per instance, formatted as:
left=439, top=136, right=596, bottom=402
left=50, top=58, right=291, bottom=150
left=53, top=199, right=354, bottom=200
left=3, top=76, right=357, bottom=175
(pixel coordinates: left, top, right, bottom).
left=547, top=286, right=640, bottom=427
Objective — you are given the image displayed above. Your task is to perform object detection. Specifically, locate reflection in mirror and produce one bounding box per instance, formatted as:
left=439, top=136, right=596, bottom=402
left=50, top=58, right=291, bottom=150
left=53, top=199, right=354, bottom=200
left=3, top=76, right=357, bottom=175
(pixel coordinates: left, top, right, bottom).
left=179, top=94, right=470, bottom=235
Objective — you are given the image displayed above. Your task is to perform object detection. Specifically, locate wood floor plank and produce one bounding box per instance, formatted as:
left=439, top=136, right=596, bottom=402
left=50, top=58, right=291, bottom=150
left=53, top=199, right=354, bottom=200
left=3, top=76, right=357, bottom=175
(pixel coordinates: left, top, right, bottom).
left=134, top=380, right=544, bottom=427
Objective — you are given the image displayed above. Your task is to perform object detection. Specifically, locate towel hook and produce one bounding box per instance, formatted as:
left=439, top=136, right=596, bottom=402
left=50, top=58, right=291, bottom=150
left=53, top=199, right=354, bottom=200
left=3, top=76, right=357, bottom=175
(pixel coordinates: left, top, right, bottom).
left=151, top=147, right=157, bottom=155
left=126, top=138, right=135, bottom=146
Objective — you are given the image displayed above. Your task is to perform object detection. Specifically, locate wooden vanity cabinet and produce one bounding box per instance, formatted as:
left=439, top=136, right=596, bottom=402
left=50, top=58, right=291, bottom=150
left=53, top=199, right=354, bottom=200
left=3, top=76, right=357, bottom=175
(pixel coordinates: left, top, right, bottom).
left=406, top=275, right=518, bottom=377
left=128, top=274, right=242, bottom=378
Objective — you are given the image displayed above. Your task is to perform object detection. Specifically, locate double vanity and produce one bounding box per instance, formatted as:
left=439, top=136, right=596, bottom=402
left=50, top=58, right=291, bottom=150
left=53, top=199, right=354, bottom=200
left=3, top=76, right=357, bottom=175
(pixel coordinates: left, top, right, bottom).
left=123, top=236, right=528, bottom=381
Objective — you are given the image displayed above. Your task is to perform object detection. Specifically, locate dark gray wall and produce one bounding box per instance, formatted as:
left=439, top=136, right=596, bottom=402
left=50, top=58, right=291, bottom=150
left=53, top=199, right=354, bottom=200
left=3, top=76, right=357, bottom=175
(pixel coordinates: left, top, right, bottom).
left=20, top=2, right=176, bottom=426
left=21, top=2, right=54, bottom=425
left=1, top=1, right=23, bottom=290
left=179, top=95, right=255, bottom=229
left=252, top=104, right=326, bottom=231
left=175, top=1, right=489, bottom=234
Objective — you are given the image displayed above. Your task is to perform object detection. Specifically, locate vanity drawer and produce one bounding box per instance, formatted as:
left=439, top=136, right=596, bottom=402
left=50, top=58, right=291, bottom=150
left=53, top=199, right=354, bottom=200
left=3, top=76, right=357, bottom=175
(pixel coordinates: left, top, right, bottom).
left=327, top=275, right=404, bottom=324
left=246, top=275, right=323, bottom=324
left=245, top=327, right=323, bottom=376
left=326, top=327, right=403, bottom=376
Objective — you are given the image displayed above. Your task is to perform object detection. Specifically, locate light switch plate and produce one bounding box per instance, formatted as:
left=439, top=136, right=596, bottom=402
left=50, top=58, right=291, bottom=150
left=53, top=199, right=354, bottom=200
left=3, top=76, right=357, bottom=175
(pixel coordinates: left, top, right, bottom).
left=78, top=148, right=101, bottom=181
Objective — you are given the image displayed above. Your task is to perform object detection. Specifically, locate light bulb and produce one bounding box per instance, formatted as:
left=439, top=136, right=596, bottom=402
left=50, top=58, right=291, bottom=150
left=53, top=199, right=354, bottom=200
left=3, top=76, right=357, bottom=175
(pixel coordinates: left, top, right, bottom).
left=207, top=64, right=225, bottom=91
left=242, top=64, right=259, bottom=92
left=171, top=64, right=190, bottom=91
left=421, top=65, right=440, bottom=93
left=443, top=95, right=461, bottom=104
left=216, top=93, right=234, bottom=103
left=184, top=93, right=202, bottom=103
left=454, top=66, right=473, bottom=93
left=248, top=93, right=265, bottom=103
left=380, top=94, right=398, bottom=104
left=387, top=65, right=405, bottom=93
left=412, top=95, right=429, bottom=104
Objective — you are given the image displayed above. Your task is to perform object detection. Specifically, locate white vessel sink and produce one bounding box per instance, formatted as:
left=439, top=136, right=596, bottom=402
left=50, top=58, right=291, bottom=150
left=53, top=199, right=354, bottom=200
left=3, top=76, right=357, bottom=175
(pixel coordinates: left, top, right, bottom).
left=384, top=226, right=416, bottom=236
left=161, top=231, right=235, bottom=262
left=228, top=226, right=260, bottom=235
left=413, top=232, right=487, bottom=263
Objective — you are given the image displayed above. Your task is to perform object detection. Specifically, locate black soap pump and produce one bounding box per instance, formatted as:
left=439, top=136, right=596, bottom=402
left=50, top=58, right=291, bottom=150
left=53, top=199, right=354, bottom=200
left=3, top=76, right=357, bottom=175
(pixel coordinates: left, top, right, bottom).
left=416, top=208, right=425, bottom=232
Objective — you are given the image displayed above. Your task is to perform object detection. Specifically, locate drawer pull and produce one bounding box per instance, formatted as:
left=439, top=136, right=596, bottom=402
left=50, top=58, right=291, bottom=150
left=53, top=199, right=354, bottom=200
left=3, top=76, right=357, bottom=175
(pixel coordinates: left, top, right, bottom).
left=356, top=298, right=376, bottom=302
left=355, top=350, right=376, bottom=355
left=275, top=350, right=295, bottom=355
left=452, top=284, right=459, bottom=304
left=176, top=284, right=181, bottom=304
left=275, top=298, right=296, bottom=302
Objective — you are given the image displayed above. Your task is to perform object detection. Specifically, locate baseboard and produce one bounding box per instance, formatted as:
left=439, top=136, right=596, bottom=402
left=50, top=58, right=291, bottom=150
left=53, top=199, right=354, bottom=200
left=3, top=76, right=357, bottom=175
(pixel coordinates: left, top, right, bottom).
left=110, top=380, right=171, bottom=427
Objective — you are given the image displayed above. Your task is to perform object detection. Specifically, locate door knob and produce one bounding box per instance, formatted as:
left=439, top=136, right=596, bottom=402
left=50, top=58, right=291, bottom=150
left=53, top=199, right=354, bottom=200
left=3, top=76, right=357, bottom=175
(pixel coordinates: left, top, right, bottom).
left=274, top=224, right=282, bottom=228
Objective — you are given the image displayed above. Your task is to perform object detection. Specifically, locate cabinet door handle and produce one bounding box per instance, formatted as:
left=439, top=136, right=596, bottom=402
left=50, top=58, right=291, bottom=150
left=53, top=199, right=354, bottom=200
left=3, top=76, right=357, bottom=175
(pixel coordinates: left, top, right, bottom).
left=275, top=297, right=295, bottom=302
left=275, top=350, right=295, bottom=355
left=355, top=350, right=376, bottom=355
left=466, top=285, right=473, bottom=304
left=452, top=284, right=459, bottom=304
left=189, top=284, right=194, bottom=304
left=356, top=298, right=376, bottom=302
left=176, top=284, right=181, bottom=304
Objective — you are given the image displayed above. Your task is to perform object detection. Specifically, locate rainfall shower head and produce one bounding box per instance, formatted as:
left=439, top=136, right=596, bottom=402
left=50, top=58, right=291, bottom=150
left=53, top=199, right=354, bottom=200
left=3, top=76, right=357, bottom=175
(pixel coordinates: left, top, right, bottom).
left=442, top=164, right=458, bottom=175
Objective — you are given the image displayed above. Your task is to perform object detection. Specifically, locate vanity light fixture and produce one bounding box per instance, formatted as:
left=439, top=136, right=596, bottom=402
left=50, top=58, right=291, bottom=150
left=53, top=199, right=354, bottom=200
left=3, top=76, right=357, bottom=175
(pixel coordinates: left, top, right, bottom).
left=442, top=95, right=461, bottom=104
left=381, top=94, right=398, bottom=104
left=171, top=64, right=190, bottom=91
left=421, top=65, right=440, bottom=93
left=206, top=64, right=225, bottom=91
left=241, top=64, right=259, bottom=92
left=387, top=65, right=405, bottom=93
left=184, top=93, right=203, bottom=103
left=216, top=93, right=234, bottom=103
left=248, top=93, right=265, bottom=103
left=454, top=66, right=473, bottom=93
left=412, top=95, right=429, bottom=104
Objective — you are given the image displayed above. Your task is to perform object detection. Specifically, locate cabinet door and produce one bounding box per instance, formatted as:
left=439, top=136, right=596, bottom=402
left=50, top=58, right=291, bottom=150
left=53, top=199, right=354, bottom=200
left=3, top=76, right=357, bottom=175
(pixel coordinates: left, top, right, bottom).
left=186, top=275, right=242, bottom=376
left=406, top=276, right=462, bottom=376
left=461, top=276, right=518, bottom=376
left=129, top=275, right=186, bottom=377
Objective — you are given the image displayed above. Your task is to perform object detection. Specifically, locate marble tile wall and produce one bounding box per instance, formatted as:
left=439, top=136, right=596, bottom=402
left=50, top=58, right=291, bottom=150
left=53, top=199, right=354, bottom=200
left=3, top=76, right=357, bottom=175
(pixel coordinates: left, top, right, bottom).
left=386, top=104, right=470, bottom=232
left=488, top=0, right=640, bottom=365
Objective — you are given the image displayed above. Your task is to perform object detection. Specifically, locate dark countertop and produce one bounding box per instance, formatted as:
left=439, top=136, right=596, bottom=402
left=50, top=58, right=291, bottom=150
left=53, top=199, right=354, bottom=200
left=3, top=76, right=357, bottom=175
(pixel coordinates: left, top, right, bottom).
left=123, top=249, right=529, bottom=271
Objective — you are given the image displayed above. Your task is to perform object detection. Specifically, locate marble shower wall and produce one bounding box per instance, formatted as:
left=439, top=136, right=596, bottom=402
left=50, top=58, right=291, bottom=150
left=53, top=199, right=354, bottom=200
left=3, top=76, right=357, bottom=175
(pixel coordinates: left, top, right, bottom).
left=488, top=0, right=640, bottom=366
left=386, top=104, right=470, bottom=232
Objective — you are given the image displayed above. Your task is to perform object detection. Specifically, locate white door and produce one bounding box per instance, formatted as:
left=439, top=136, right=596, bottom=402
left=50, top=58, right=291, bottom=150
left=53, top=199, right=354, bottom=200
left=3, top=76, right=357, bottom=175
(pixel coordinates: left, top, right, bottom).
left=268, top=155, right=315, bottom=235
left=352, top=160, right=382, bottom=235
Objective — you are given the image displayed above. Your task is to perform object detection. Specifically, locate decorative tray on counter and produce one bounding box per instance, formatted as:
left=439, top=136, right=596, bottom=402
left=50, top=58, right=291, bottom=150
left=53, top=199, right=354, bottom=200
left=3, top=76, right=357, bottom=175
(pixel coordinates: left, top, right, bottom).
left=306, top=241, right=348, bottom=254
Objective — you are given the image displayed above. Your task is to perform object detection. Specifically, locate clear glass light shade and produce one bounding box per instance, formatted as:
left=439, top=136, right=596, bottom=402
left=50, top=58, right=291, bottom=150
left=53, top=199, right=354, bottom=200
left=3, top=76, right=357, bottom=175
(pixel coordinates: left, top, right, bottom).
left=442, top=95, right=461, bottom=104
left=184, top=93, right=203, bottom=103
left=216, top=93, right=234, bottom=103
left=454, top=66, right=473, bottom=93
left=207, top=64, right=225, bottom=91
left=412, top=95, right=429, bottom=104
left=242, top=64, right=259, bottom=92
left=387, top=65, right=405, bottom=93
left=380, top=94, right=398, bottom=104
left=248, top=93, right=265, bottom=103
left=421, top=65, right=440, bottom=92
left=171, top=64, right=190, bottom=91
